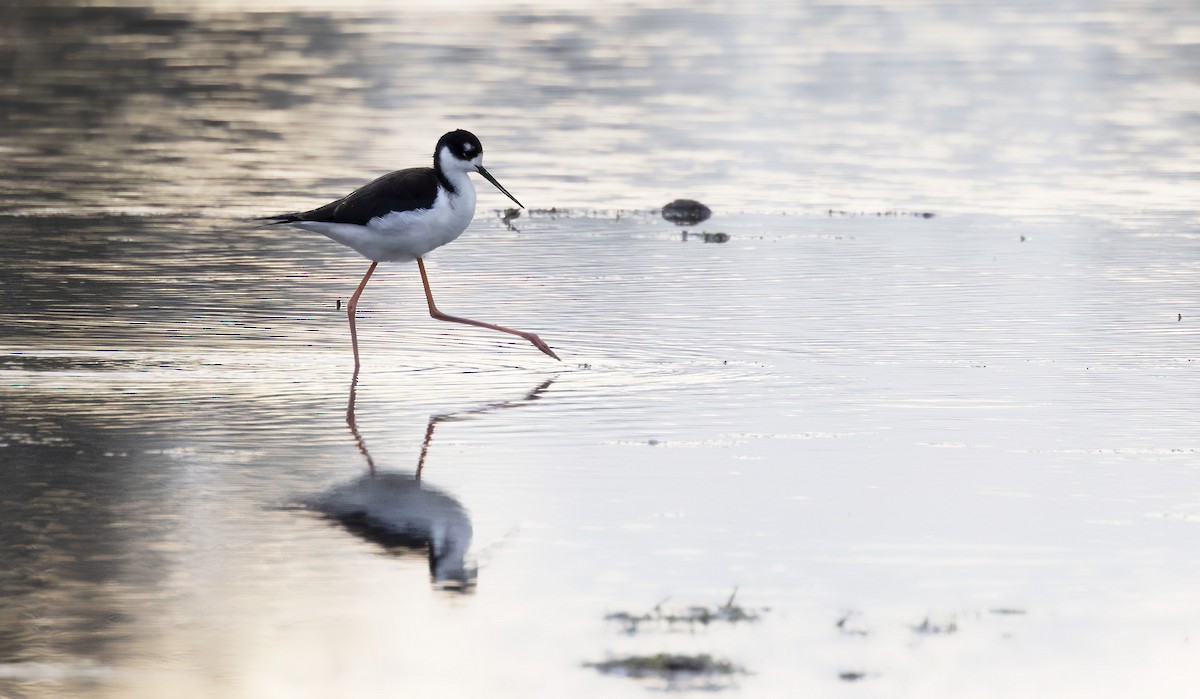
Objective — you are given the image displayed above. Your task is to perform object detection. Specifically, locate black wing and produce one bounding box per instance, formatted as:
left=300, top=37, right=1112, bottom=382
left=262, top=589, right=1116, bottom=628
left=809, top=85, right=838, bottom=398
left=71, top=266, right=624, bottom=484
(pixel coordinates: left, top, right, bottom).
left=262, top=167, right=439, bottom=225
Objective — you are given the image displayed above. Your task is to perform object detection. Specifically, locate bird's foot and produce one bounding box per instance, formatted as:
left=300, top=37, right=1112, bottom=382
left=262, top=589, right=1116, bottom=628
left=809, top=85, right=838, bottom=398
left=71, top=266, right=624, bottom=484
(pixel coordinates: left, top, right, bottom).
left=523, top=332, right=561, bottom=361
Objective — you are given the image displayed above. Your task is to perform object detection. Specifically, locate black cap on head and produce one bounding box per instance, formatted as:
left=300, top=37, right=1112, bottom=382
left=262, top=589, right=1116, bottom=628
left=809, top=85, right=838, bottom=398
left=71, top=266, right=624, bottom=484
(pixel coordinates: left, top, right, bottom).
left=436, top=130, right=483, bottom=163
left=433, top=130, right=523, bottom=208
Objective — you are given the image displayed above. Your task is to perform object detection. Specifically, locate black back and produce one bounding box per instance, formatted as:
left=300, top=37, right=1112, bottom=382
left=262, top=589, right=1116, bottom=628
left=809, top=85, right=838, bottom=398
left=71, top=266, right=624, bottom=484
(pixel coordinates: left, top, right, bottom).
left=270, top=168, right=440, bottom=225
left=263, top=130, right=484, bottom=226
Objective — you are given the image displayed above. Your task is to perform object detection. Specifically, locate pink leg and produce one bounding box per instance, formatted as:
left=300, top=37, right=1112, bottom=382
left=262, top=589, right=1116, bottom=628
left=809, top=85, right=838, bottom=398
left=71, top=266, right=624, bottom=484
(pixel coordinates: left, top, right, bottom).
left=347, top=261, right=378, bottom=370
left=416, top=257, right=559, bottom=360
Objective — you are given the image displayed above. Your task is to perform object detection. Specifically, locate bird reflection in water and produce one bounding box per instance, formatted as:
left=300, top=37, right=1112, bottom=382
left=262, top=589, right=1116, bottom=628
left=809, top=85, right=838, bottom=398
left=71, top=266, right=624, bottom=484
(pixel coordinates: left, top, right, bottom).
left=304, top=369, right=554, bottom=591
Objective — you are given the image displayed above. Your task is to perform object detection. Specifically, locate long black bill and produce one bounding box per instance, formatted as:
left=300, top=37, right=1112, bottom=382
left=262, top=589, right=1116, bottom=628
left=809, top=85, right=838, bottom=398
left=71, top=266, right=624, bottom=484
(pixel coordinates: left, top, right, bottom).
left=476, top=165, right=524, bottom=209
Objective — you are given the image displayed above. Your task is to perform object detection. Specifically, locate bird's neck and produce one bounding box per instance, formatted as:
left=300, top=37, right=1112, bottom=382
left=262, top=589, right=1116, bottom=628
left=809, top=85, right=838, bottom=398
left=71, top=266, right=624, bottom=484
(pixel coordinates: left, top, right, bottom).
left=434, top=148, right=471, bottom=198
left=437, top=168, right=475, bottom=205
left=435, top=167, right=459, bottom=196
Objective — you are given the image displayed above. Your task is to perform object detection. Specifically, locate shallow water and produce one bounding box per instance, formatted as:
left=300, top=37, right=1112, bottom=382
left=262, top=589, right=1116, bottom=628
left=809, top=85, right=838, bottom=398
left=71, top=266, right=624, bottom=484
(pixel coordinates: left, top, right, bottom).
left=2, top=1, right=1200, bottom=697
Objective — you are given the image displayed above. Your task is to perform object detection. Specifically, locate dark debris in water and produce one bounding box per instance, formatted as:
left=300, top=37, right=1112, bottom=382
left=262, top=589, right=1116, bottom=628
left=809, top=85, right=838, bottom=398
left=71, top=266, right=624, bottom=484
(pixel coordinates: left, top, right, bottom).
left=912, top=615, right=959, bottom=635
left=835, top=610, right=869, bottom=637
left=499, top=207, right=521, bottom=231
left=839, top=671, right=872, bottom=682
left=989, top=608, right=1027, bottom=616
left=828, top=209, right=935, bottom=219
left=592, top=590, right=754, bottom=690
left=681, top=230, right=729, bottom=243
left=605, top=588, right=765, bottom=635
left=509, top=207, right=654, bottom=222
left=521, top=206, right=582, bottom=219
left=586, top=653, right=741, bottom=682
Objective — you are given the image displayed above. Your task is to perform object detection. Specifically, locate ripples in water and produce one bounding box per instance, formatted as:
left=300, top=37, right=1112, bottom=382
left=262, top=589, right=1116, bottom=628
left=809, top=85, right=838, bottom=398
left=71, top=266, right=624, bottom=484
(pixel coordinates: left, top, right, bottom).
left=2, top=0, right=1200, bottom=696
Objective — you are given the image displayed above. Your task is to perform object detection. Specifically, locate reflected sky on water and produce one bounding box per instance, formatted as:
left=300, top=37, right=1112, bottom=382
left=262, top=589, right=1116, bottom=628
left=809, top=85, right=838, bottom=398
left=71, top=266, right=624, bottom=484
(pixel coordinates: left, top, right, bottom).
left=1, top=0, right=1197, bottom=218
left=1, top=0, right=1199, bottom=697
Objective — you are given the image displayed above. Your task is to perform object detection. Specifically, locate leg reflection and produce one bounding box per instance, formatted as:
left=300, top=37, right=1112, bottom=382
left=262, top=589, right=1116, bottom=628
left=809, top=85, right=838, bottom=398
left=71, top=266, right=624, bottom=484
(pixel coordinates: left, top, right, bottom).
left=346, top=366, right=376, bottom=475
left=314, top=371, right=557, bottom=589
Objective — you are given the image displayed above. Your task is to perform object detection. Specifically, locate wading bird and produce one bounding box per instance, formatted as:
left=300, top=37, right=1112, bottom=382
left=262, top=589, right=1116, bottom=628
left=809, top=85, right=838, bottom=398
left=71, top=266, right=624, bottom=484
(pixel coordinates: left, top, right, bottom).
left=262, top=130, right=559, bottom=368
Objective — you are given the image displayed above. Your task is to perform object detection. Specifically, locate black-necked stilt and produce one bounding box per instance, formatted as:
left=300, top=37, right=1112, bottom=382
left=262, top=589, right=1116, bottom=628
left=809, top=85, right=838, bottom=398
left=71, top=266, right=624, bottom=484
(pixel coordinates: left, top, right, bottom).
left=262, top=130, right=559, bottom=367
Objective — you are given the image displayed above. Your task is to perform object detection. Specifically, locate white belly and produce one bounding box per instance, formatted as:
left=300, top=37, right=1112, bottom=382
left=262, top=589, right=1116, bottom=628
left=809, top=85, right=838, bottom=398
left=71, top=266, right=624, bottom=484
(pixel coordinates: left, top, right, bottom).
left=294, top=186, right=477, bottom=263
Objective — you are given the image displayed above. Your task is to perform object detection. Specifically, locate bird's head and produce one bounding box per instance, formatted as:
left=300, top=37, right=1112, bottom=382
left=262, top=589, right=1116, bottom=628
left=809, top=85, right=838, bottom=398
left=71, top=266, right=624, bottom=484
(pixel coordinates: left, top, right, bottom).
left=435, top=130, right=523, bottom=208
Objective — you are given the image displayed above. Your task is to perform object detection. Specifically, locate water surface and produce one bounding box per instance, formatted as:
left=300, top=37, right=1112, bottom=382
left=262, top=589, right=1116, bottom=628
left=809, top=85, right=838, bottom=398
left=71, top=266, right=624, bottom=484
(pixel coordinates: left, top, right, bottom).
left=2, top=1, right=1199, bottom=697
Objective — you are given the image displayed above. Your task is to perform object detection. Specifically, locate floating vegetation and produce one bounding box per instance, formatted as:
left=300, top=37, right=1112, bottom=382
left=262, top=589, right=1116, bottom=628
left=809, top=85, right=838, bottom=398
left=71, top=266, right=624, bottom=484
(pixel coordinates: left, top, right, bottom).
left=835, top=610, right=869, bottom=637
left=827, top=209, right=935, bottom=218
left=586, top=653, right=742, bottom=690
left=525, top=206, right=571, bottom=217
left=912, top=616, right=958, bottom=635
left=592, top=590, right=754, bottom=690
left=587, top=653, right=738, bottom=678
left=605, top=588, right=765, bottom=634
left=680, top=230, right=730, bottom=243
left=505, top=207, right=656, bottom=221
left=499, top=207, right=521, bottom=230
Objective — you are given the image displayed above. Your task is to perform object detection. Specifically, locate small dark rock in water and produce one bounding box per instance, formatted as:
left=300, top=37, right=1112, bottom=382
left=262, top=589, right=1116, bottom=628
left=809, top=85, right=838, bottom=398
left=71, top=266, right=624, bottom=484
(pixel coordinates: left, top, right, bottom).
left=662, top=199, right=712, bottom=226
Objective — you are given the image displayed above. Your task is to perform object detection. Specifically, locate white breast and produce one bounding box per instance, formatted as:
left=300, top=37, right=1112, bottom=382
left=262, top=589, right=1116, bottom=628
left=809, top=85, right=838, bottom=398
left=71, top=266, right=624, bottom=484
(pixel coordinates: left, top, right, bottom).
left=294, top=177, right=478, bottom=263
